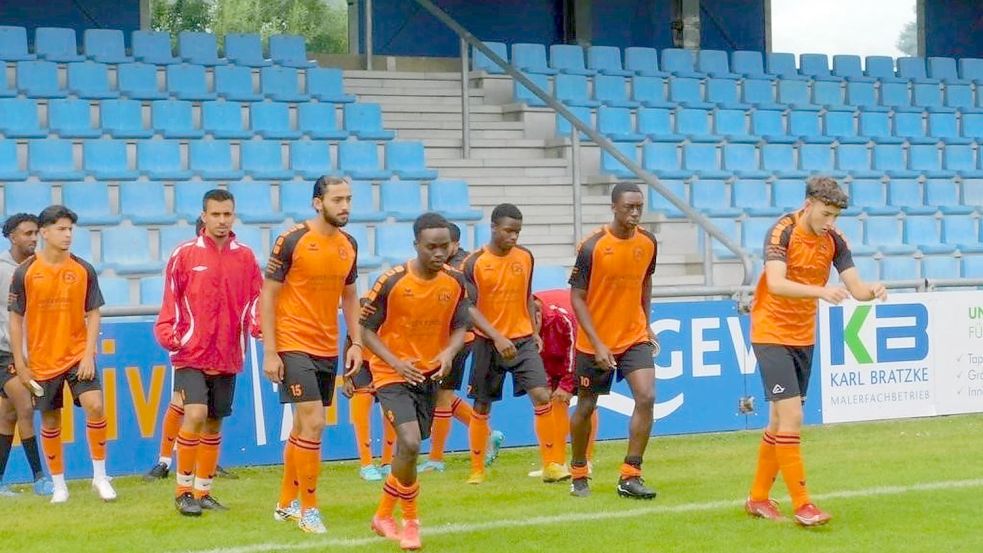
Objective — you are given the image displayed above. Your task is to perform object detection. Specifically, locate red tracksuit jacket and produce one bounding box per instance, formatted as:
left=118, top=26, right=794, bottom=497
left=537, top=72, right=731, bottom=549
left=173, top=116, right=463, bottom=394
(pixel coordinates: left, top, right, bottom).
left=154, top=232, right=263, bottom=374
left=534, top=289, right=578, bottom=394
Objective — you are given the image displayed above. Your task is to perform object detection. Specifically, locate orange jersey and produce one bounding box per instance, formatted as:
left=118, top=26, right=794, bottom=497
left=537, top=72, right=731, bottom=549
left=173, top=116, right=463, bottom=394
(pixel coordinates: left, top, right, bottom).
left=9, top=254, right=104, bottom=380
left=461, top=246, right=534, bottom=340
left=569, top=225, right=657, bottom=355
left=751, top=211, right=854, bottom=346
left=266, top=223, right=357, bottom=357
left=360, top=263, right=470, bottom=389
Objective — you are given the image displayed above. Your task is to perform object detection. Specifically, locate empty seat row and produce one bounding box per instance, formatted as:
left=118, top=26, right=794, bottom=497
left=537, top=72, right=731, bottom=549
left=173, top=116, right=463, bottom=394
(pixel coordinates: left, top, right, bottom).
left=0, top=26, right=314, bottom=67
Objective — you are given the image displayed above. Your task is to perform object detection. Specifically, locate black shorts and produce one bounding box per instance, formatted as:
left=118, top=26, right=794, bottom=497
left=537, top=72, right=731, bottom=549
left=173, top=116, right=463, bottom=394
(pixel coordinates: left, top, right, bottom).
left=440, top=342, right=472, bottom=391
left=575, top=342, right=655, bottom=395
left=468, top=336, right=549, bottom=403
left=35, top=364, right=102, bottom=412
left=0, top=351, right=13, bottom=399
left=279, top=352, right=338, bottom=406
left=376, top=380, right=438, bottom=440
left=173, top=368, right=237, bottom=419
left=350, top=363, right=373, bottom=391
left=753, top=343, right=814, bottom=402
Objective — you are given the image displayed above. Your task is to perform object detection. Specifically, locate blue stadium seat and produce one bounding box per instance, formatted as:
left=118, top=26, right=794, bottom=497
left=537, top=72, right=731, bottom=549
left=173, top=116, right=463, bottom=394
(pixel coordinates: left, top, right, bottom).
left=473, top=221, right=492, bottom=247
left=742, top=217, right=775, bottom=255
left=848, top=179, right=895, bottom=215
left=83, top=140, right=137, bottom=180
left=812, top=80, right=849, bottom=110
left=0, top=140, right=26, bottom=180
left=777, top=80, right=818, bottom=109
left=555, top=105, right=591, bottom=139
left=880, top=256, right=919, bottom=281
left=886, top=179, right=934, bottom=214
left=844, top=81, right=886, bottom=111
left=347, top=180, right=385, bottom=223
left=743, top=80, right=784, bottom=111
left=865, top=56, right=904, bottom=83
left=750, top=110, right=795, bottom=144
left=772, top=179, right=805, bottom=212
left=964, top=254, right=983, bottom=277
left=385, top=141, right=437, bottom=180
left=848, top=255, right=879, bottom=280
left=166, top=64, right=216, bottom=101
left=531, top=265, right=569, bottom=292
left=690, top=179, right=738, bottom=216
left=587, top=46, right=632, bottom=77
left=761, top=143, right=807, bottom=178
left=963, top=179, right=983, bottom=207
left=138, top=140, right=191, bottom=180
left=661, top=48, right=701, bottom=78
left=647, top=179, right=686, bottom=217
left=48, top=99, right=100, bottom=138
left=897, top=57, right=936, bottom=84
left=16, top=60, right=65, bottom=98
left=866, top=216, right=916, bottom=254
left=822, top=111, right=865, bottom=144
left=597, top=106, right=644, bottom=142
left=702, top=217, right=741, bottom=259
left=676, top=108, right=718, bottom=142
left=131, top=31, right=179, bottom=65
left=924, top=178, right=973, bottom=214
left=177, top=32, right=225, bottom=66
left=922, top=255, right=960, bottom=279
left=731, top=50, right=773, bottom=80
left=766, top=52, right=807, bottom=80
left=190, top=140, right=242, bottom=180
left=928, top=112, right=972, bottom=145
left=669, top=77, right=713, bottom=109
left=472, top=41, right=508, bottom=74
left=788, top=110, right=828, bottom=142
left=376, top=222, right=416, bottom=264
left=601, top=142, right=639, bottom=178
left=120, top=181, right=177, bottom=225
left=290, top=141, right=334, bottom=179
left=706, top=78, right=747, bottom=109
left=100, top=276, right=132, bottom=306
left=227, top=182, right=284, bottom=224
left=733, top=179, right=774, bottom=215
left=4, top=182, right=52, bottom=216
left=683, top=143, right=729, bottom=179
left=0, top=73, right=13, bottom=98
left=35, top=27, right=84, bottom=63
left=643, top=143, right=690, bottom=179
left=298, top=103, right=348, bottom=140
left=223, top=33, right=270, bottom=67
left=0, top=98, right=45, bottom=138
left=831, top=55, right=870, bottom=82
left=714, top=109, right=756, bottom=143
left=880, top=81, right=919, bottom=112
left=942, top=217, right=983, bottom=252
left=173, top=181, right=213, bottom=221
left=942, top=83, right=976, bottom=112
left=511, top=43, right=558, bottom=75
left=859, top=112, right=904, bottom=144
left=697, top=50, right=739, bottom=79
left=0, top=26, right=34, bottom=62
left=215, top=65, right=263, bottom=102
left=339, top=140, right=391, bottom=180
left=101, top=99, right=152, bottom=138
left=894, top=112, right=936, bottom=145
left=279, top=181, right=314, bottom=221
left=346, top=223, right=382, bottom=269
left=909, top=144, right=953, bottom=178
left=549, top=44, right=594, bottom=76
left=269, top=35, right=315, bottom=68
left=83, top=29, right=131, bottom=64
left=241, top=141, right=292, bottom=180
left=722, top=143, right=769, bottom=179
left=306, top=67, right=356, bottom=103
left=964, top=113, right=983, bottom=139
left=799, top=53, right=838, bottom=81
left=943, top=144, right=983, bottom=178
left=835, top=217, right=873, bottom=255
left=513, top=72, right=551, bottom=106
left=261, top=66, right=310, bottom=102
left=632, top=76, right=672, bottom=109
left=28, top=140, right=83, bottom=180
left=201, top=101, right=250, bottom=139
left=912, top=83, right=946, bottom=111
left=151, top=100, right=204, bottom=138
left=594, top=75, right=639, bottom=108
left=874, top=145, right=919, bottom=178
left=67, top=61, right=118, bottom=99
left=958, top=58, right=983, bottom=83
left=251, top=102, right=302, bottom=139
left=71, top=226, right=95, bottom=265
left=343, top=103, right=395, bottom=140
left=118, top=63, right=167, bottom=100
left=140, top=275, right=164, bottom=306
left=232, top=225, right=265, bottom=263
left=62, top=182, right=121, bottom=225
left=555, top=74, right=601, bottom=108
left=102, top=227, right=164, bottom=275
left=637, top=108, right=682, bottom=142
left=904, top=215, right=953, bottom=254
left=624, top=47, right=668, bottom=77
left=429, top=179, right=482, bottom=220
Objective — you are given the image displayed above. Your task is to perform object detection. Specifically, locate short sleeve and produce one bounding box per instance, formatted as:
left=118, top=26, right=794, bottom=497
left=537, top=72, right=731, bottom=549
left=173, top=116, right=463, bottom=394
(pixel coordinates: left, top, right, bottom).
left=8, top=264, right=27, bottom=315
left=764, top=220, right=794, bottom=263
left=450, top=282, right=470, bottom=331
left=641, top=231, right=658, bottom=279
left=459, top=254, right=479, bottom=303
left=83, top=260, right=105, bottom=312
left=360, top=272, right=397, bottom=333
left=343, top=231, right=358, bottom=286
left=569, top=236, right=597, bottom=291
left=265, top=228, right=302, bottom=282
left=830, top=229, right=856, bottom=274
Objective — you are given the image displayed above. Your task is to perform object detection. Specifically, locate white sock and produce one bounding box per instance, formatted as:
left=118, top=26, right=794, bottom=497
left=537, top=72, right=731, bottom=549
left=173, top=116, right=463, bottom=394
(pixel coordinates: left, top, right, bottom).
left=92, top=460, right=107, bottom=481
left=52, top=474, right=67, bottom=490
left=159, top=456, right=172, bottom=469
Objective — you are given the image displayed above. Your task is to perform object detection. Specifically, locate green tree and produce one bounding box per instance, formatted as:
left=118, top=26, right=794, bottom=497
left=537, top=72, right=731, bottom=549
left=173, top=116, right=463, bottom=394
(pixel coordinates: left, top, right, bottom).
left=896, top=12, right=917, bottom=57
left=151, top=0, right=213, bottom=35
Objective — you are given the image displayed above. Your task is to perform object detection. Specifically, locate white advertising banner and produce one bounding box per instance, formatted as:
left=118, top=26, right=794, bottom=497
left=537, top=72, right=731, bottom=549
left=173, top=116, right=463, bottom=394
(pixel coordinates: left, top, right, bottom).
left=930, top=294, right=983, bottom=415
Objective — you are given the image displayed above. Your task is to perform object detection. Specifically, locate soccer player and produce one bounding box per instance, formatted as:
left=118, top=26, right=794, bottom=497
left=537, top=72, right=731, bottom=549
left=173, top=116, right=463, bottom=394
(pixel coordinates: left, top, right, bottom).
left=362, top=212, right=470, bottom=551
left=745, top=177, right=886, bottom=526
left=154, top=190, right=262, bottom=516
left=344, top=317, right=394, bottom=482
left=0, top=213, right=53, bottom=496
left=418, top=222, right=503, bottom=473
left=462, top=203, right=566, bottom=484
left=8, top=205, right=115, bottom=503
left=261, top=176, right=362, bottom=534
left=568, top=182, right=658, bottom=499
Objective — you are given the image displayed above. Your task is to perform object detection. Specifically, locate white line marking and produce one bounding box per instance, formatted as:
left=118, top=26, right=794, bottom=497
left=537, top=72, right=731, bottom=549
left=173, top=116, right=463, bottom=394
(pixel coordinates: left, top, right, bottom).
left=186, top=477, right=983, bottom=553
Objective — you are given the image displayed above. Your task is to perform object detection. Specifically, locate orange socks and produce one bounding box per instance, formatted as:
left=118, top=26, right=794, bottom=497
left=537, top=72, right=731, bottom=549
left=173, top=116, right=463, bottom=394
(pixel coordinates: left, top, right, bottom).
left=551, top=399, right=571, bottom=465
left=85, top=417, right=107, bottom=461
left=294, top=436, right=322, bottom=511
left=533, top=403, right=556, bottom=467
left=159, top=403, right=184, bottom=463
left=193, top=433, right=220, bottom=499
left=350, top=391, right=374, bottom=467
left=450, top=396, right=473, bottom=426
left=587, top=410, right=598, bottom=461
left=775, top=433, right=810, bottom=509
left=376, top=474, right=400, bottom=518
left=175, top=429, right=200, bottom=496
left=399, top=480, right=420, bottom=521
left=749, top=431, right=780, bottom=501
left=469, top=412, right=490, bottom=473
left=278, top=434, right=299, bottom=509
left=381, top=417, right=396, bottom=466
left=428, top=408, right=452, bottom=462
left=40, top=426, right=63, bottom=476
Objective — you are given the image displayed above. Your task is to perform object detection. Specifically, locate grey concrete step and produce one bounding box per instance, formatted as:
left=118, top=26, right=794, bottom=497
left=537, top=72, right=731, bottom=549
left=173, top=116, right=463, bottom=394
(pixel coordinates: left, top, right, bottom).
left=395, top=129, right=528, bottom=140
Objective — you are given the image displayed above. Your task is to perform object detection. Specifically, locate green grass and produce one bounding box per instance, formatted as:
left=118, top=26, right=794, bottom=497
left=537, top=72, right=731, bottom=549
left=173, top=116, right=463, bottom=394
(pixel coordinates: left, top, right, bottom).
left=3, top=414, right=983, bottom=553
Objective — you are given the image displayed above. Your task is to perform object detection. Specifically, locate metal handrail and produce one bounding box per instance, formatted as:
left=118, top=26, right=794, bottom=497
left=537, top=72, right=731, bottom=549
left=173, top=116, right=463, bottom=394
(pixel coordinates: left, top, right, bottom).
left=409, top=0, right=754, bottom=285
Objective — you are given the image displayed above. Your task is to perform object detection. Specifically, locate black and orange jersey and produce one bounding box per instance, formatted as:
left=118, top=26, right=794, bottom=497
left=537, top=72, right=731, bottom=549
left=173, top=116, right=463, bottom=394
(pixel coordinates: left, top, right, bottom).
left=266, top=222, right=357, bottom=356
left=8, top=254, right=104, bottom=380
left=569, top=225, right=657, bottom=355
left=751, top=210, right=854, bottom=346
left=461, top=245, right=534, bottom=340
left=360, top=263, right=470, bottom=389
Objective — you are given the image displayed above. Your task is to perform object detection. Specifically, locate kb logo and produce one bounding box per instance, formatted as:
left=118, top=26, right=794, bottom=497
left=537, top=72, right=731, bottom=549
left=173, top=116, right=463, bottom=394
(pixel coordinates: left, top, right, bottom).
left=828, top=303, right=929, bottom=365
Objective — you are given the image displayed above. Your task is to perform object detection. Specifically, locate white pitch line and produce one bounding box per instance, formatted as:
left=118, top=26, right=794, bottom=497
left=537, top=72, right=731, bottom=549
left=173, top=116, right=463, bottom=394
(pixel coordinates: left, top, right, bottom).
left=188, top=478, right=983, bottom=553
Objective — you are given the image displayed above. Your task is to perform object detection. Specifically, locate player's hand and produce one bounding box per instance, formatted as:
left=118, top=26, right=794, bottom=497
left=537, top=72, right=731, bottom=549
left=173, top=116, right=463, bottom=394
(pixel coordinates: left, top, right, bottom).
left=533, top=334, right=544, bottom=353
left=341, top=375, right=355, bottom=399
left=820, top=286, right=850, bottom=305
left=344, top=345, right=363, bottom=378
left=493, top=335, right=517, bottom=360
left=16, top=362, right=33, bottom=390
left=551, top=387, right=572, bottom=403
left=393, top=358, right=425, bottom=385
left=647, top=328, right=661, bottom=356
left=431, top=349, right=455, bottom=382
left=77, top=354, right=96, bottom=381
left=869, top=282, right=888, bottom=302
left=593, top=343, right=617, bottom=371
left=263, top=352, right=284, bottom=383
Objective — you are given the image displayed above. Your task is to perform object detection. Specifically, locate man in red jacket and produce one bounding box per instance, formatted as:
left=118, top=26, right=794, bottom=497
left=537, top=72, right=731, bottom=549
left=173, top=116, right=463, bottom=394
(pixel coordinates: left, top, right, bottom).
left=154, top=189, right=262, bottom=516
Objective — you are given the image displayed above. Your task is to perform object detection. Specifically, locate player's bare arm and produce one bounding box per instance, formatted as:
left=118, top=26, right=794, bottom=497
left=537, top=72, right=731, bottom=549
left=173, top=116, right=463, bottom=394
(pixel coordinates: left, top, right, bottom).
left=8, top=311, right=31, bottom=388
left=340, top=283, right=363, bottom=377
left=838, top=268, right=888, bottom=302
left=433, top=326, right=468, bottom=381
left=528, top=296, right=543, bottom=352
left=570, top=287, right=616, bottom=369
left=259, top=278, right=284, bottom=382
left=77, top=308, right=100, bottom=381
left=361, top=326, right=425, bottom=385
left=764, top=260, right=849, bottom=304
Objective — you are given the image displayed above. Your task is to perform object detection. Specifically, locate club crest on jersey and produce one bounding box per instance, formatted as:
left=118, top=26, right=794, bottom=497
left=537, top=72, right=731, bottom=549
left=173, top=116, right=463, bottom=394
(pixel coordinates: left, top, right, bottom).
left=62, top=271, right=77, bottom=284
left=438, top=289, right=452, bottom=303
left=633, top=246, right=644, bottom=260
left=602, top=246, right=615, bottom=256
left=337, top=246, right=349, bottom=260
left=510, top=262, right=523, bottom=274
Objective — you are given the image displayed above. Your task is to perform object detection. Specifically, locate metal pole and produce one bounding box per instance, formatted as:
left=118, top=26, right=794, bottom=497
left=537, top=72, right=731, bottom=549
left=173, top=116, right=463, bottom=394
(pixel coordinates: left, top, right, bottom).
left=365, top=0, right=373, bottom=70
left=571, top=129, right=583, bottom=245
left=460, top=37, right=471, bottom=159
left=703, top=230, right=713, bottom=286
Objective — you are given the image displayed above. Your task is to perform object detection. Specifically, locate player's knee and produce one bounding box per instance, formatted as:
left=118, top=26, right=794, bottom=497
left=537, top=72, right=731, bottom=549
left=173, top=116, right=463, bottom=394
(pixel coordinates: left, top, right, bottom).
left=82, top=399, right=105, bottom=419
left=473, top=401, right=491, bottom=415
left=528, top=387, right=551, bottom=406
left=398, top=436, right=420, bottom=457
left=575, top=394, right=597, bottom=413
left=633, top=389, right=655, bottom=410
left=0, top=405, right=16, bottom=427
